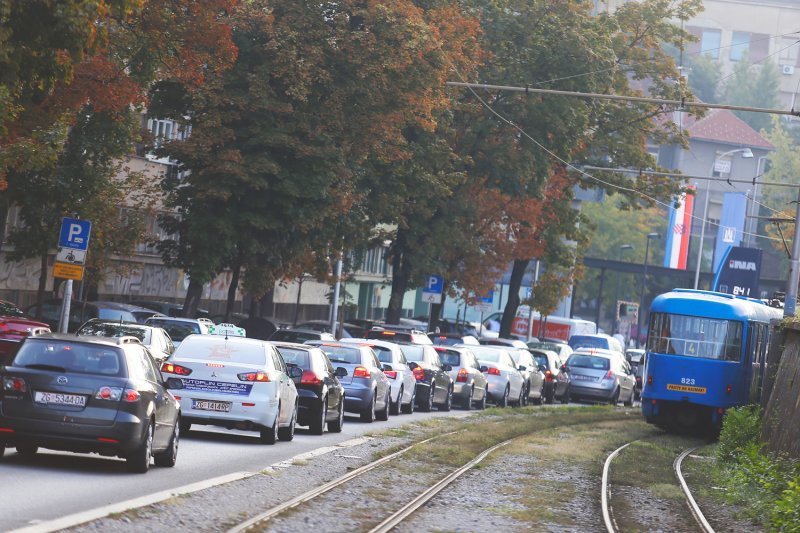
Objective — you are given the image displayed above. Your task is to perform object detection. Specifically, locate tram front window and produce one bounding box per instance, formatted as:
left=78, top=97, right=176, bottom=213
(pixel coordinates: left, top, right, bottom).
left=647, top=313, right=742, bottom=361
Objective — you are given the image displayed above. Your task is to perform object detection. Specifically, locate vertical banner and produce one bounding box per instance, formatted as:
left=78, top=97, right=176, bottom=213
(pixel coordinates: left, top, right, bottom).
left=713, top=192, right=748, bottom=274
left=663, top=186, right=695, bottom=270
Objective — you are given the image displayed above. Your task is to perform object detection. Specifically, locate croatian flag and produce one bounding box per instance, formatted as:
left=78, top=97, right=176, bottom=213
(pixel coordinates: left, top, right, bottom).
left=663, top=186, right=695, bottom=270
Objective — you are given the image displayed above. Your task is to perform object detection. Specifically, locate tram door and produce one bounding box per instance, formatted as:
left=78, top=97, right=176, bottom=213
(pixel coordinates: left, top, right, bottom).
left=747, top=323, right=767, bottom=404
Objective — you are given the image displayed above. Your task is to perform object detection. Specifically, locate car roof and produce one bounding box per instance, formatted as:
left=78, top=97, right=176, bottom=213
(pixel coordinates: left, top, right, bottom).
left=145, top=316, right=206, bottom=324
left=339, top=338, right=401, bottom=350
left=27, top=332, right=137, bottom=348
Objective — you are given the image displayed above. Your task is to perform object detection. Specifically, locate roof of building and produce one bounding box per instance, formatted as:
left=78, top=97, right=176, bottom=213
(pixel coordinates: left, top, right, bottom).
left=677, top=108, right=775, bottom=150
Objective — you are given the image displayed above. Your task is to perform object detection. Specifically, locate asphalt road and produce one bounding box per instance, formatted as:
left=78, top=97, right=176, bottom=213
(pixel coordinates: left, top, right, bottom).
left=1, top=409, right=473, bottom=532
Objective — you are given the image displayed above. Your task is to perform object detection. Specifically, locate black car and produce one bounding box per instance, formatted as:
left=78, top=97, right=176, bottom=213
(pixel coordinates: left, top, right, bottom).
left=272, top=342, right=346, bottom=435
left=128, top=300, right=211, bottom=319
left=26, top=300, right=140, bottom=333
left=0, top=333, right=181, bottom=473
left=397, top=344, right=454, bottom=412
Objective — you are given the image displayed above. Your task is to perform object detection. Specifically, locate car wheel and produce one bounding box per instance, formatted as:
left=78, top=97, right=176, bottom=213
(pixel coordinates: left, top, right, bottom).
left=498, top=385, right=509, bottom=408
left=521, top=383, right=530, bottom=407
left=126, top=418, right=153, bottom=473
left=0, top=443, right=4, bottom=460
left=328, top=398, right=344, bottom=433
left=278, top=404, right=297, bottom=441
left=561, top=387, right=571, bottom=404
left=376, top=391, right=390, bottom=421
left=310, top=397, right=327, bottom=435
left=513, top=387, right=524, bottom=408
left=609, top=387, right=620, bottom=406
left=440, top=386, right=453, bottom=412
left=623, top=389, right=634, bottom=407
left=360, top=392, right=377, bottom=422
left=546, top=387, right=555, bottom=404
left=402, top=391, right=415, bottom=414
left=390, top=387, right=402, bottom=416
left=477, top=388, right=487, bottom=410
left=180, top=420, right=192, bottom=435
left=463, top=386, right=474, bottom=410
left=154, top=419, right=179, bottom=467
left=16, top=444, right=38, bottom=456
left=260, top=412, right=278, bottom=444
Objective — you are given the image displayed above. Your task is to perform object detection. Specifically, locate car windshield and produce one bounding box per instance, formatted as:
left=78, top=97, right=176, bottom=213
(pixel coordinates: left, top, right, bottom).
left=275, top=347, right=310, bottom=368
left=646, top=312, right=742, bottom=361
left=147, top=319, right=201, bottom=342
left=97, top=309, right=137, bottom=322
left=176, top=337, right=266, bottom=365
left=13, top=340, right=124, bottom=377
left=567, top=354, right=610, bottom=370
left=0, top=301, right=25, bottom=317
left=569, top=336, right=609, bottom=350
left=316, top=345, right=362, bottom=364
left=76, top=322, right=151, bottom=343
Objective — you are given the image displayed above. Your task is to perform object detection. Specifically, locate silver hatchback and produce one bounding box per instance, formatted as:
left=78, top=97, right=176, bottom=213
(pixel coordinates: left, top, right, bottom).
left=561, top=350, right=636, bottom=406
left=434, top=346, right=489, bottom=410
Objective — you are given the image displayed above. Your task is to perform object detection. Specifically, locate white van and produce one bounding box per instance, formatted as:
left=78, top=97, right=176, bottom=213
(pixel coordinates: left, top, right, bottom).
left=482, top=306, right=596, bottom=343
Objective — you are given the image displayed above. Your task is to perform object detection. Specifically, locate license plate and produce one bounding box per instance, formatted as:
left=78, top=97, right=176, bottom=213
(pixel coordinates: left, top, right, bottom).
left=192, top=399, right=232, bottom=412
left=34, top=391, right=86, bottom=407
left=667, top=384, right=707, bottom=394
left=572, top=374, right=596, bottom=381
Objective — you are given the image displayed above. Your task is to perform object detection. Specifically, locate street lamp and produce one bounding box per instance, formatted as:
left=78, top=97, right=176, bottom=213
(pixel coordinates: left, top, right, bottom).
left=614, top=244, right=634, bottom=334
left=693, top=147, right=754, bottom=289
left=637, top=233, right=660, bottom=348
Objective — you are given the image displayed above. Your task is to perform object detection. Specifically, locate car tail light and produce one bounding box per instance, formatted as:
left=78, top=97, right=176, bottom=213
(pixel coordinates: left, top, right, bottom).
left=456, top=368, right=469, bottom=382
left=413, top=366, right=425, bottom=381
left=123, top=389, right=140, bottom=402
left=726, top=384, right=732, bottom=395
left=545, top=370, right=553, bottom=382
left=353, top=366, right=371, bottom=378
left=161, top=362, right=192, bottom=376
left=717, top=407, right=726, bottom=415
left=2, top=376, right=27, bottom=392
left=0, top=427, right=14, bottom=433
left=238, top=371, right=270, bottom=382
left=301, top=370, right=322, bottom=385
left=95, top=386, right=123, bottom=401
left=486, top=367, right=501, bottom=376
left=646, top=375, right=653, bottom=385
left=384, top=370, right=398, bottom=379
left=602, top=370, right=614, bottom=380
left=97, top=437, right=119, bottom=443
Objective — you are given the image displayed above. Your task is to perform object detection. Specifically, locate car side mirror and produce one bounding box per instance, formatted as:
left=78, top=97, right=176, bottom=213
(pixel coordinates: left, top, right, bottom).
left=518, top=365, right=527, bottom=372
left=560, top=364, right=568, bottom=371
left=382, top=364, right=393, bottom=372
left=479, top=365, right=488, bottom=373
left=165, top=377, right=184, bottom=390
left=288, top=366, right=303, bottom=379
left=407, top=362, right=419, bottom=370
left=539, top=364, right=547, bottom=373
left=443, top=364, right=452, bottom=372
left=335, top=367, right=348, bottom=378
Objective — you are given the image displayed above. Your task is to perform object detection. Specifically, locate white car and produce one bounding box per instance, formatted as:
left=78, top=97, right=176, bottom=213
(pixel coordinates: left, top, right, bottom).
left=160, top=335, right=300, bottom=444
left=462, top=344, right=526, bottom=408
left=339, top=338, right=417, bottom=415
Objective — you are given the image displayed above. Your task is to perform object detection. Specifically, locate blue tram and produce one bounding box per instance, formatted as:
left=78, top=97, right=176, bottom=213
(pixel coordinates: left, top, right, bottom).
left=641, top=289, right=782, bottom=433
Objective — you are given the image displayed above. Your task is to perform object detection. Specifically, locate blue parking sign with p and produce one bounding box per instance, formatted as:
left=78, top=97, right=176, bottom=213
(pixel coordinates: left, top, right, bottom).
left=425, top=275, right=443, bottom=294
left=59, top=218, right=92, bottom=251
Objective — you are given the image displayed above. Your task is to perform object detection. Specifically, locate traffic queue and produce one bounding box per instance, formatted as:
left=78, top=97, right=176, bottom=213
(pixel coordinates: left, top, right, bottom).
left=0, top=315, right=638, bottom=474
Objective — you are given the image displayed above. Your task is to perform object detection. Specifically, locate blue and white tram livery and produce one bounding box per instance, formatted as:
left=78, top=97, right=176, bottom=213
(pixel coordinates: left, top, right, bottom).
left=641, top=289, right=782, bottom=433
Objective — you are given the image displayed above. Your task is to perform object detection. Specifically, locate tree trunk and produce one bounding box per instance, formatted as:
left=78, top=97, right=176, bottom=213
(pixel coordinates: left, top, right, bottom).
left=224, top=263, right=242, bottom=322
left=500, top=259, right=529, bottom=338
left=35, top=252, right=48, bottom=320
left=386, top=238, right=410, bottom=325
left=183, top=278, right=204, bottom=318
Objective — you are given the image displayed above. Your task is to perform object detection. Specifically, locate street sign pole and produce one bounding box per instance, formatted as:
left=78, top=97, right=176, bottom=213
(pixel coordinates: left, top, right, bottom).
left=54, top=217, right=92, bottom=333
left=59, top=280, right=73, bottom=333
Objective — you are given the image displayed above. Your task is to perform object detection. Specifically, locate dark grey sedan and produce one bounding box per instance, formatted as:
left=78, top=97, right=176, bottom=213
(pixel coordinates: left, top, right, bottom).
left=0, top=334, right=181, bottom=473
left=399, top=344, right=454, bottom=412
left=434, top=346, right=488, bottom=410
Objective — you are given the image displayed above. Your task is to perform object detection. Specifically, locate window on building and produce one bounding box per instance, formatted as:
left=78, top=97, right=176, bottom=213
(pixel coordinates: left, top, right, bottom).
left=730, top=31, right=750, bottom=61
left=779, top=37, right=800, bottom=66
left=749, top=33, right=770, bottom=63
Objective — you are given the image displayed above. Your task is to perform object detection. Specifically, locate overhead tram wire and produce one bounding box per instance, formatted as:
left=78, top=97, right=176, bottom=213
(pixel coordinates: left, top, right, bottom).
left=445, top=67, right=783, bottom=243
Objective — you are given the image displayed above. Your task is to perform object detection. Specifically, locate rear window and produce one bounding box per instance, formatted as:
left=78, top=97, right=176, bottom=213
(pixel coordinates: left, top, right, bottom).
left=569, top=336, right=609, bottom=351
left=370, top=346, right=393, bottom=364
left=567, top=354, right=610, bottom=370
left=13, top=340, right=124, bottom=377
left=469, top=346, right=505, bottom=362
left=437, top=349, right=461, bottom=367
left=147, top=319, right=201, bottom=342
left=176, top=337, right=267, bottom=366
left=77, top=322, right=151, bottom=343
left=367, top=330, right=412, bottom=342
left=270, top=330, right=321, bottom=344
left=316, top=345, right=362, bottom=364
left=399, top=344, right=424, bottom=362
left=532, top=353, right=548, bottom=368
left=275, top=347, right=310, bottom=368
left=432, top=336, right=461, bottom=346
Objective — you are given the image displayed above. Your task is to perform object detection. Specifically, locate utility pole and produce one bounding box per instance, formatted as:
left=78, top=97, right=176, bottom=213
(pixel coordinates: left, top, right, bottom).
left=785, top=188, right=800, bottom=317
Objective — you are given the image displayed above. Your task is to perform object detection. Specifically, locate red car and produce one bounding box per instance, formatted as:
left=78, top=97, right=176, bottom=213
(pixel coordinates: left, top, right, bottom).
left=0, top=300, right=50, bottom=364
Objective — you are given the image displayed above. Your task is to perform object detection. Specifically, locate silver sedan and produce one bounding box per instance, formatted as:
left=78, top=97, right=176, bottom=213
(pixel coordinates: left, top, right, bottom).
left=461, top=344, right=525, bottom=408
left=434, top=345, right=489, bottom=410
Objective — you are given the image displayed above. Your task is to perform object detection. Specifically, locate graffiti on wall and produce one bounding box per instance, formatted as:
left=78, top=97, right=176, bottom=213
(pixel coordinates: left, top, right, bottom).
left=0, top=257, right=47, bottom=291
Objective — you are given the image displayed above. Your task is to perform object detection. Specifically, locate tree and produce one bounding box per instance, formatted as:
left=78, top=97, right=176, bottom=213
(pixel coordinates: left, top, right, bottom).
left=720, top=55, right=780, bottom=133
left=685, top=53, right=722, bottom=104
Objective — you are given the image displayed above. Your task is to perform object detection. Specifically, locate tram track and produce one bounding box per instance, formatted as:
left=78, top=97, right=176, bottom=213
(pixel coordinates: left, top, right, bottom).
left=602, top=440, right=715, bottom=533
